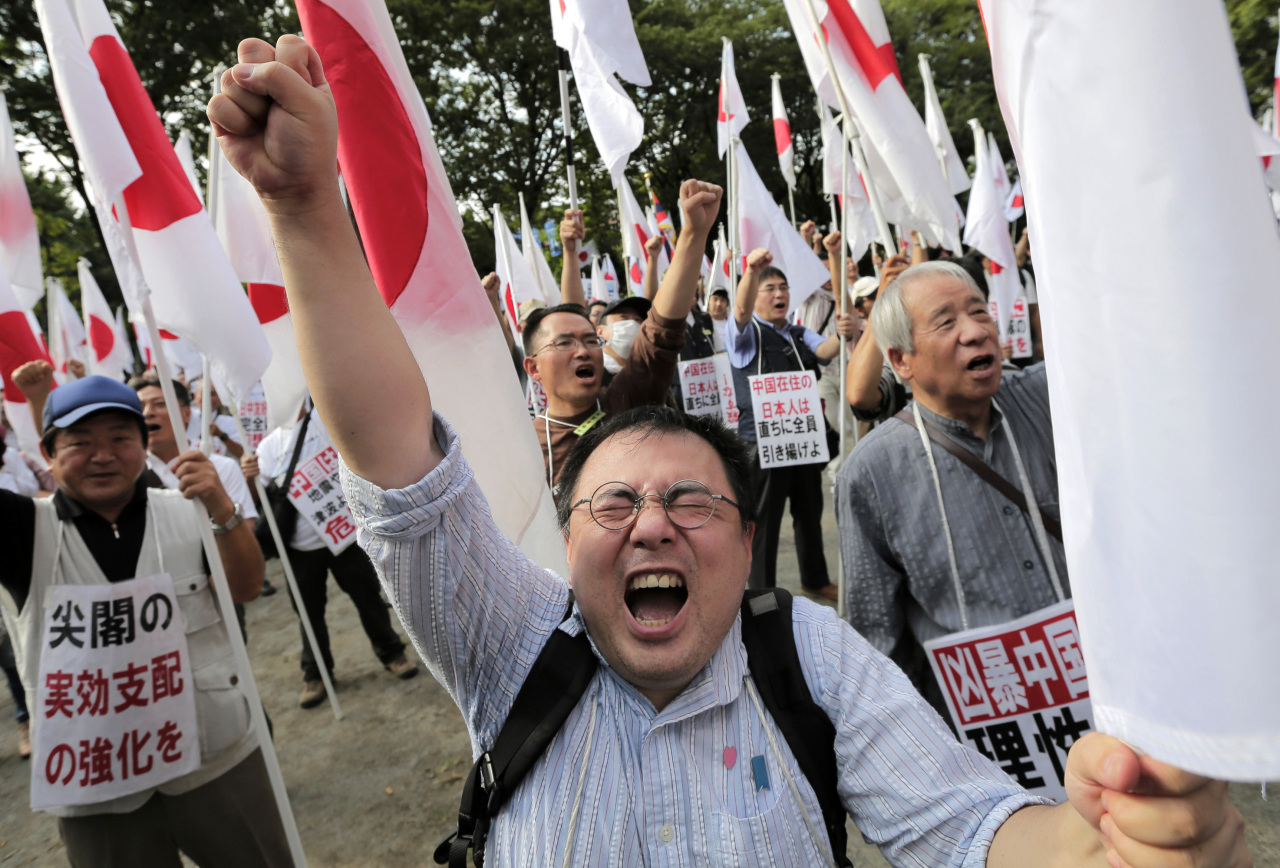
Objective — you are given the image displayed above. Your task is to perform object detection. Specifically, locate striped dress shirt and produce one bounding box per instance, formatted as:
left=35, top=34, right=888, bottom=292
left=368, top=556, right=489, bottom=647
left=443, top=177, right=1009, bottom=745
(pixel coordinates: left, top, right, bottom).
left=342, top=414, right=1045, bottom=867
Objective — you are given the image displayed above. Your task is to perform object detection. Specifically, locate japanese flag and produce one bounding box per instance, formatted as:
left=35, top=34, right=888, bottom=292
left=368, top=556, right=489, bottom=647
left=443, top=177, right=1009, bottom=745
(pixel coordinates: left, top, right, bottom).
left=1004, top=178, right=1025, bottom=222
left=962, top=125, right=1018, bottom=342
left=0, top=269, right=50, bottom=455
left=35, top=0, right=270, bottom=403
left=918, top=53, right=970, bottom=195
left=0, top=93, right=44, bottom=309
left=46, top=277, right=87, bottom=374
left=772, top=75, right=796, bottom=190
left=520, top=193, right=561, bottom=305
left=718, top=40, right=750, bottom=158
left=79, top=259, right=133, bottom=378
left=979, top=0, right=1280, bottom=780
left=493, top=205, right=545, bottom=333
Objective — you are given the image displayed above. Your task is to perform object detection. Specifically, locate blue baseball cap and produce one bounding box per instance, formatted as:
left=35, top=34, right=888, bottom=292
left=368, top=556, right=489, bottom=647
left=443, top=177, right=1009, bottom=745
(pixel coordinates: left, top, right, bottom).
left=42, top=376, right=145, bottom=436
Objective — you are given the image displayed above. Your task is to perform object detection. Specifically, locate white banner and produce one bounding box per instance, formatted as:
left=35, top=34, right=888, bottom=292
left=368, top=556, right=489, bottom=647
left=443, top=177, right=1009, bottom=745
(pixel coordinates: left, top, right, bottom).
left=988, top=295, right=1032, bottom=359
left=32, top=574, right=199, bottom=811
left=237, top=382, right=269, bottom=452
left=747, top=371, right=829, bottom=469
left=924, top=599, right=1092, bottom=803
left=715, top=354, right=739, bottom=428
left=677, top=357, right=725, bottom=419
left=287, top=446, right=358, bottom=555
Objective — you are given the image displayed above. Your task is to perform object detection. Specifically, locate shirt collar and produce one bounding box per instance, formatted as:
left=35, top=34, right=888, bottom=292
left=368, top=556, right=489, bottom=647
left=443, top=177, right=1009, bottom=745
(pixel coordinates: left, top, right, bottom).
left=53, top=474, right=151, bottom=522
left=915, top=399, right=1004, bottom=445
left=752, top=313, right=792, bottom=335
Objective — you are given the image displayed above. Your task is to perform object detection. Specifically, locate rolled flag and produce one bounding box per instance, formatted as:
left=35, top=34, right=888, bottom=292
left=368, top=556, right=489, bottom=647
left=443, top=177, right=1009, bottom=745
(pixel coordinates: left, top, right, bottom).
left=1004, top=177, right=1025, bottom=221
left=299, top=0, right=566, bottom=573
left=979, top=0, right=1280, bottom=779
left=520, top=192, right=561, bottom=305
left=735, top=142, right=830, bottom=313
left=0, top=93, right=44, bottom=309
left=35, top=0, right=270, bottom=403
left=79, top=258, right=132, bottom=378
left=209, top=100, right=308, bottom=431
left=718, top=40, right=750, bottom=158
left=550, top=0, right=650, bottom=179
left=0, top=268, right=51, bottom=455
left=782, top=0, right=961, bottom=251
left=46, top=277, right=87, bottom=374
left=589, top=255, right=608, bottom=302
left=650, top=190, right=676, bottom=241
left=493, top=205, right=545, bottom=332
left=644, top=205, right=672, bottom=278
left=173, top=130, right=204, bottom=206
left=771, top=74, right=796, bottom=190
left=961, top=123, right=1018, bottom=341
left=918, top=53, right=970, bottom=195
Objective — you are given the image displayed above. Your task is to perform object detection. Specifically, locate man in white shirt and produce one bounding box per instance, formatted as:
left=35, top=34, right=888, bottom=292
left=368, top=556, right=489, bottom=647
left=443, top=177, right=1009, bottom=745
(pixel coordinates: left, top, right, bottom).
left=244, top=406, right=418, bottom=708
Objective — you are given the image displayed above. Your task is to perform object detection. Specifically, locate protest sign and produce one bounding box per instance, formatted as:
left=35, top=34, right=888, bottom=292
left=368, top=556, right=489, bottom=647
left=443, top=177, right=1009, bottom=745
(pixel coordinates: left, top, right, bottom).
left=32, top=574, right=199, bottom=811
left=715, top=354, right=739, bottom=427
left=527, top=377, right=548, bottom=414
left=237, top=382, right=269, bottom=452
left=925, top=599, right=1093, bottom=803
left=287, top=445, right=358, bottom=555
left=746, top=371, right=828, bottom=469
left=988, top=295, right=1033, bottom=359
left=678, top=357, right=724, bottom=419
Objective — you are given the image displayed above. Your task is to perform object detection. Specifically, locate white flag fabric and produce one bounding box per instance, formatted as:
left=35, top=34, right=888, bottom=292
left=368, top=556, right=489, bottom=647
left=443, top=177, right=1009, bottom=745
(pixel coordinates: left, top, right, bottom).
left=820, top=104, right=877, bottom=262
left=0, top=93, right=45, bottom=309
left=1274, top=25, right=1279, bottom=138
left=617, top=178, right=655, bottom=296
left=962, top=126, right=1018, bottom=341
left=0, top=267, right=51, bottom=455
left=918, top=54, right=970, bottom=196
left=707, top=235, right=732, bottom=292
left=493, top=206, right=545, bottom=333
left=1004, top=178, right=1025, bottom=221
left=1253, top=120, right=1280, bottom=192
left=36, top=0, right=270, bottom=404
left=599, top=253, right=621, bottom=301
left=550, top=0, right=649, bottom=180
left=782, top=0, right=961, bottom=252
left=735, top=142, right=829, bottom=314
left=519, top=194, right=561, bottom=305
left=298, top=0, right=566, bottom=573
left=47, top=277, right=87, bottom=373
left=718, top=40, right=750, bottom=158
left=978, top=0, right=1280, bottom=780
left=987, top=132, right=1011, bottom=208
left=588, top=256, right=607, bottom=303
left=173, top=131, right=204, bottom=206
left=771, top=75, right=796, bottom=189
left=78, top=259, right=132, bottom=378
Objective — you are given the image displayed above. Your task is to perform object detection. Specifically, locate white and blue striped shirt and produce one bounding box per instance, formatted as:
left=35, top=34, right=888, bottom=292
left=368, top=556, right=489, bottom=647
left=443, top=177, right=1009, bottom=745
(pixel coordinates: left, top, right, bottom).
left=342, top=414, right=1046, bottom=867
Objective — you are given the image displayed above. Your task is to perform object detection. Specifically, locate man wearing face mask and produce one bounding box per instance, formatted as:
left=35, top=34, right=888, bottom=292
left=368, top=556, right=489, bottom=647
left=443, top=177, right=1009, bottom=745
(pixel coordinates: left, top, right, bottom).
left=520, top=179, right=720, bottom=493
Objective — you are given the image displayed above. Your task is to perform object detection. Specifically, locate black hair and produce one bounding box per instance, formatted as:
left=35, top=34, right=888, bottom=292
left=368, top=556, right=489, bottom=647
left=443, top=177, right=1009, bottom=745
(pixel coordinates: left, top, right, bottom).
left=554, top=405, right=756, bottom=533
left=588, top=300, right=608, bottom=309
left=955, top=250, right=990, bottom=301
left=759, top=265, right=788, bottom=285
left=710, top=288, right=729, bottom=301
left=128, top=375, right=190, bottom=408
left=521, top=303, right=593, bottom=357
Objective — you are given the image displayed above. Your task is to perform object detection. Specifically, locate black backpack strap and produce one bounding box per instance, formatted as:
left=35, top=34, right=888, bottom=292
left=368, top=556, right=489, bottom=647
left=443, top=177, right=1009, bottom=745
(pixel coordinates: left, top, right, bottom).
left=434, top=599, right=597, bottom=867
left=740, top=589, right=852, bottom=868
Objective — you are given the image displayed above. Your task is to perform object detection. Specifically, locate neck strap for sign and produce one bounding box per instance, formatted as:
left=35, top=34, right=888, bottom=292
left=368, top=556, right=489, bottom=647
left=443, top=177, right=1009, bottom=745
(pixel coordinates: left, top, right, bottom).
left=537, top=399, right=603, bottom=492
left=911, top=400, right=1066, bottom=630
left=752, top=319, right=803, bottom=377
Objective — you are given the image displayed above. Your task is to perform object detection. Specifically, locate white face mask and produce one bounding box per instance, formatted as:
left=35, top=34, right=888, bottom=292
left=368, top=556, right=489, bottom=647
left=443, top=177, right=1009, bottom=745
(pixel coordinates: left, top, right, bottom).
left=601, top=318, right=639, bottom=375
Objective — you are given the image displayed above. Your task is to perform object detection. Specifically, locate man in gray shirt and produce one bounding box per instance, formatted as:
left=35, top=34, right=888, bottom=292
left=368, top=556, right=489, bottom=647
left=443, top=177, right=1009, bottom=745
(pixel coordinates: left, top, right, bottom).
left=837, top=262, right=1069, bottom=712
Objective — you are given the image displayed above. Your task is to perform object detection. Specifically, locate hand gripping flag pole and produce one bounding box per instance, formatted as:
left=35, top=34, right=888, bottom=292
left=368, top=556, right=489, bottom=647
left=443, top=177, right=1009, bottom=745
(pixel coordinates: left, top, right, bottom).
left=796, top=0, right=895, bottom=254
left=206, top=70, right=342, bottom=722
left=112, top=195, right=308, bottom=868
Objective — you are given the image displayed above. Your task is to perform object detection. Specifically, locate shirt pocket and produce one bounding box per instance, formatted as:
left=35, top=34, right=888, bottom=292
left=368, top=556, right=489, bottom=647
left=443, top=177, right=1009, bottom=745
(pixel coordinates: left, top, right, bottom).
left=710, top=800, right=789, bottom=861
left=192, top=658, right=251, bottom=758
left=173, top=573, right=222, bottom=634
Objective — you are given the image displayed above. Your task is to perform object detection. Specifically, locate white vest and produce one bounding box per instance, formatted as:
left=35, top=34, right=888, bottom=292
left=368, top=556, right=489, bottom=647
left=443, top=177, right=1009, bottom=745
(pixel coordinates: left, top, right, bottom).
left=13, top=488, right=258, bottom=816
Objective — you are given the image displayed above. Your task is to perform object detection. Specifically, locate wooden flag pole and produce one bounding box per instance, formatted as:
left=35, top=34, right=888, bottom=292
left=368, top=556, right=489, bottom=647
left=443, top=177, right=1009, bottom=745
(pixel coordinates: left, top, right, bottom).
left=113, top=194, right=308, bottom=868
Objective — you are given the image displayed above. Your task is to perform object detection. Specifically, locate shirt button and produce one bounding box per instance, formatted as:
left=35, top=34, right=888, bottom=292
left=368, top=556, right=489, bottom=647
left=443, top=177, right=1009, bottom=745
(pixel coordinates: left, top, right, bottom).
left=1003, top=506, right=1015, bottom=516
left=229, top=675, right=239, bottom=686
left=1023, top=560, right=1035, bottom=570
left=659, top=825, right=674, bottom=843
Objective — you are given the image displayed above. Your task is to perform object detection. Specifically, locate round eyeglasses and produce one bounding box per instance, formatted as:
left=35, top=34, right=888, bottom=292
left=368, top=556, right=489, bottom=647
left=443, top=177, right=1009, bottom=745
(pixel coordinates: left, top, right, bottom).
left=571, top=479, right=740, bottom=530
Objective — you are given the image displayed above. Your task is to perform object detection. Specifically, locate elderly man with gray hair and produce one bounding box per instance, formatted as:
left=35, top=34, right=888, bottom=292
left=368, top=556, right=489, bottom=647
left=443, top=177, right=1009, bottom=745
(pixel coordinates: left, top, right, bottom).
left=835, top=260, right=1069, bottom=717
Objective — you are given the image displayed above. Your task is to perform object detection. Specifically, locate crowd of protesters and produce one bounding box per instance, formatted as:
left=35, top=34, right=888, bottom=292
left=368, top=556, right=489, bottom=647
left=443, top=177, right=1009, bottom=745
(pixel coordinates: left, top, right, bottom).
left=0, top=34, right=1254, bottom=868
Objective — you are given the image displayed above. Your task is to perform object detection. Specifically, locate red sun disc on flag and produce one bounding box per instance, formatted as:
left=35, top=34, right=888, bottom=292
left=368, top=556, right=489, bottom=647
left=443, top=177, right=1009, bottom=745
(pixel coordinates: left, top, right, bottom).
left=88, top=314, right=115, bottom=361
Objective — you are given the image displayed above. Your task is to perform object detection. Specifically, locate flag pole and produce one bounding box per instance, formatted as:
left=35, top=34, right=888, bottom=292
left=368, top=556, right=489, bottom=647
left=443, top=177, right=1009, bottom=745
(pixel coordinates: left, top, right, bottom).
left=199, top=356, right=213, bottom=454
left=112, top=193, right=308, bottom=868
left=557, top=48, right=579, bottom=212
left=228, top=404, right=343, bottom=721
left=797, top=0, right=894, bottom=253
left=722, top=40, right=740, bottom=299
left=835, top=108, right=852, bottom=620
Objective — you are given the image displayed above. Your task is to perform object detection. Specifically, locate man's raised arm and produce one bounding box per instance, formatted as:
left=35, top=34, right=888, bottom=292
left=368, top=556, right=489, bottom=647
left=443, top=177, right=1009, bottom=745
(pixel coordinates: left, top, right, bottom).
left=208, top=36, right=441, bottom=490
left=649, top=180, right=721, bottom=320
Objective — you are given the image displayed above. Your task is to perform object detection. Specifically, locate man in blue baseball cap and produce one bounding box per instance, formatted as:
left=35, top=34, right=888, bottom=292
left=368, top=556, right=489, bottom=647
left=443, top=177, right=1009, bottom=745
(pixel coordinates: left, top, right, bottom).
left=0, top=361, right=289, bottom=868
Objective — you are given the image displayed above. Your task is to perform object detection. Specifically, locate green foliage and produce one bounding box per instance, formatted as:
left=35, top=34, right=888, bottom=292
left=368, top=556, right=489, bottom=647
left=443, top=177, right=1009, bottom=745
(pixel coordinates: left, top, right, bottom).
left=1227, top=0, right=1279, bottom=118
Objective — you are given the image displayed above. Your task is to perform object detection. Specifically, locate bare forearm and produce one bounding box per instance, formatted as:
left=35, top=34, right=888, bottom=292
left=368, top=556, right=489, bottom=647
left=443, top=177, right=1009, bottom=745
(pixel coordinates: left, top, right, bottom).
left=651, top=230, right=708, bottom=321
left=211, top=515, right=265, bottom=603
left=733, top=270, right=758, bottom=328
left=560, top=257, right=585, bottom=307
left=989, top=804, right=1105, bottom=867
left=643, top=253, right=660, bottom=302
left=846, top=321, right=886, bottom=410
left=267, top=187, right=441, bottom=488
left=815, top=334, right=841, bottom=362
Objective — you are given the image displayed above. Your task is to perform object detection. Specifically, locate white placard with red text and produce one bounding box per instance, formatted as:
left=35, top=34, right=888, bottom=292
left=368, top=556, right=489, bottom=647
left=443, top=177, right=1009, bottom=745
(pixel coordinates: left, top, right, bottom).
left=526, top=377, right=548, bottom=414
left=287, top=446, right=358, bottom=555
left=747, top=371, right=829, bottom=469
left=924, top=599, right=1093, bottom=803
left=31, top=574, right=199, bottom=811
left=237, top=382, right=269, bottom=452
left=715, top=354, right=739, bottom=427
left=988, top=295, right=1033, bottom=359
left=678, top=357, right=725, bottom=419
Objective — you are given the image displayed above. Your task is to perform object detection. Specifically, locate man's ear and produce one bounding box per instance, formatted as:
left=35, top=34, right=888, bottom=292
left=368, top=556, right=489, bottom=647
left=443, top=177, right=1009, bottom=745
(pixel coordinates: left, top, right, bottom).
left=887, top=347, right=912, bottom=383
left=522, top=355, right=542, bottom=383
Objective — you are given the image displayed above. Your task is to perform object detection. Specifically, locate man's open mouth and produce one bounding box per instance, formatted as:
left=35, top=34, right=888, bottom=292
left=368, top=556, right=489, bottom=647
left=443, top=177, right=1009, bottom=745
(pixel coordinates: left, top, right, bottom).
left=966, top=354, right=995, bottom=372
left=147, top=423, right=162, bottom=433
left=625, top=573, right=688, bottom=628
left=574, top=363, right=596, bottom=382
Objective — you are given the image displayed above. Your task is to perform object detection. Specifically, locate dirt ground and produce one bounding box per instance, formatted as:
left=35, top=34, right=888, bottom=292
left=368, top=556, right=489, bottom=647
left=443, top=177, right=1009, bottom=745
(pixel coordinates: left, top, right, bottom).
left=2, top=489, right=1276, bottom=867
